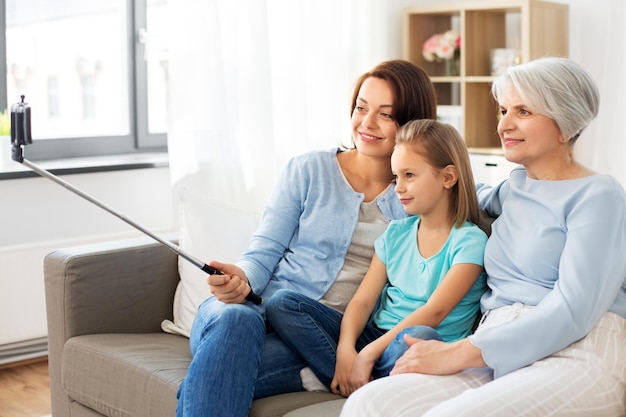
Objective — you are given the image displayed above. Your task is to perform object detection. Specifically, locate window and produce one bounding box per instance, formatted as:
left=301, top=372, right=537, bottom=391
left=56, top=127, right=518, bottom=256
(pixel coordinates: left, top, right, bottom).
left=0, top=0, right=168, bottom=161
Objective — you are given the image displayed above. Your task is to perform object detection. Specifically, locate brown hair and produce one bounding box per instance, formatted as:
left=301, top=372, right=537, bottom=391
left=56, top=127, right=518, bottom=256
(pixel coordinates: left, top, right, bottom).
left=396, top=119, right=479, bottom=228
left=350, top=60, right=437, bottom=128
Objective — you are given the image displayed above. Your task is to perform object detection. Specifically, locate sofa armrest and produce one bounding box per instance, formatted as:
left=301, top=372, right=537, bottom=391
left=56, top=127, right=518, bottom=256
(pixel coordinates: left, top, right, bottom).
left=44, top=234, right=181, bottom=417
left=44, top=233, right=180, bottom=341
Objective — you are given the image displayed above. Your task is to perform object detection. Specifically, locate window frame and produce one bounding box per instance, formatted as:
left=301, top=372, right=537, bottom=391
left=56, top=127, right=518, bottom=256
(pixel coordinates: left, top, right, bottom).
left=0, top=0, right=167, bottom=162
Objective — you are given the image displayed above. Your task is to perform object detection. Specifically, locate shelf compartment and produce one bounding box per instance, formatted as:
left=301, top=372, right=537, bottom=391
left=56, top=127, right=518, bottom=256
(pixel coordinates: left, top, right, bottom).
left=464, top=82, right=499, bottom=149
left=403, top=0, right=568, bottom=154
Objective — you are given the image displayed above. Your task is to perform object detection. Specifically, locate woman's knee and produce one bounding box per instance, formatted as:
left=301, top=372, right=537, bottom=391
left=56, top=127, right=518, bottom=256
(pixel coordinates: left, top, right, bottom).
left=192, top=298, right=265, bottom=343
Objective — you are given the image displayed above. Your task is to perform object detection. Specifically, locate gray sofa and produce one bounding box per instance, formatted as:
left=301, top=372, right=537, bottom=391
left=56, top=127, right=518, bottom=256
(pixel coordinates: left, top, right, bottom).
left=44, top=235, right=347, bottom=417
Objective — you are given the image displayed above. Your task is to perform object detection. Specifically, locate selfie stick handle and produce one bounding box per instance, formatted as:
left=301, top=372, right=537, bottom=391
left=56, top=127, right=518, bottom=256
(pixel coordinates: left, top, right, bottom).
left=19, top=157, right=263, bottom=305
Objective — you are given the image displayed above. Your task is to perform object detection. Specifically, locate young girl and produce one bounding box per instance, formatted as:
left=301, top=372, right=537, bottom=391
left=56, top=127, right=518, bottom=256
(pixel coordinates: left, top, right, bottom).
left=266, top=119, right=487, bottom=397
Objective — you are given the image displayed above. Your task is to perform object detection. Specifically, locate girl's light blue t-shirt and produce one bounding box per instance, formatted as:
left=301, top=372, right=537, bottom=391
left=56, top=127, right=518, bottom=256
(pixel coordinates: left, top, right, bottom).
left=373, top=216, right=488, bottom=342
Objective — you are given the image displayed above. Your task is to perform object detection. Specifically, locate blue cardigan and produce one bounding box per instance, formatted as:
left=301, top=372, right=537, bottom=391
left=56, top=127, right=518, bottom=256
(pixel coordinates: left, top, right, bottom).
left=237, top=148, right=406, bottom=303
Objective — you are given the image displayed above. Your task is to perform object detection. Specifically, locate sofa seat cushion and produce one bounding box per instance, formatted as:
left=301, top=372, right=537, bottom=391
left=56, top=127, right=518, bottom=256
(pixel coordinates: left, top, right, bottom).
left=62, top=332, right=344, bottom=417
left=249, top=391, right=343, bottom=417
left=62, top=333, right=190, bottom=417
left=283, top=399, right=347, bottom=417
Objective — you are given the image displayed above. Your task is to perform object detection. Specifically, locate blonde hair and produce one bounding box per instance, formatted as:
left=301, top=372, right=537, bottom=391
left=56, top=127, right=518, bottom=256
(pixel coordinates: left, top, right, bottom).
left=395, top=119, right=479, bottom=228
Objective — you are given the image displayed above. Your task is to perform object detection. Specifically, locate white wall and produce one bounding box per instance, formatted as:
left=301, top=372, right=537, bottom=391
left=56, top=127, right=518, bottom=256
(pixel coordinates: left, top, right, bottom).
left=0, top=165, right=176, bottom=356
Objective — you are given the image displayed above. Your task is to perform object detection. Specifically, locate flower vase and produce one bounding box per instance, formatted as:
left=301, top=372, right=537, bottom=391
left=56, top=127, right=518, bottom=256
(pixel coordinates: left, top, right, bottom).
left=444, top=56, right=460, bottom=76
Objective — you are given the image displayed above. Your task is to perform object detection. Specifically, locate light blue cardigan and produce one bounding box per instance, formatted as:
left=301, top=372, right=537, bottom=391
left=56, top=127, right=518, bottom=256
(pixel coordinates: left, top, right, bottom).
left=471, top=167, right=626, bottom=377
left=237, top=148, right=406, bottom=303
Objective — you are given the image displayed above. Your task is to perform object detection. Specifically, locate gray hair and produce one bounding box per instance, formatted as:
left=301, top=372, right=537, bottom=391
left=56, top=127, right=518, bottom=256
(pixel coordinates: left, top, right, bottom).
left=491, top=57, right=599, bottom=142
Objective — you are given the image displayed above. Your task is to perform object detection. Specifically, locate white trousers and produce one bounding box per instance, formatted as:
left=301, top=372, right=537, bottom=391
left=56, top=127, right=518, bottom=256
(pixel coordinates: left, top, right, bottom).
left=340, top=307, right=626, bottom=417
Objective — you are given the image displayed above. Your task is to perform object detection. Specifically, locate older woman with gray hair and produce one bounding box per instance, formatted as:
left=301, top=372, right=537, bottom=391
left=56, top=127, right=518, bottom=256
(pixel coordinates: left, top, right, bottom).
left=340, top=57, right=626, bottom=417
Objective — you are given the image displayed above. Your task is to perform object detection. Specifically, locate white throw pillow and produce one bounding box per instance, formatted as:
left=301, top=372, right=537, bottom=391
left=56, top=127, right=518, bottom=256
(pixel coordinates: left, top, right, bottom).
left=161, top=186, right=261, bottom=337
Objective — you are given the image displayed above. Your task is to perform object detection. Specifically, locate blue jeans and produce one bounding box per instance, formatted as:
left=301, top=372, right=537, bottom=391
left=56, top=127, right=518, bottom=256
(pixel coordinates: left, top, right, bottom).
left=176, top=297, right=306, bottom=417
left=265, top=289, right=443, bottom=388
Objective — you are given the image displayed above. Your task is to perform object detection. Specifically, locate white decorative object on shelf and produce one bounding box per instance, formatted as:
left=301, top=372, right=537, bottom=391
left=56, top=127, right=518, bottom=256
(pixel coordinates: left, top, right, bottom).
left=490, top=48, right=517, bottom=76
left=437, top=105, right=462, bottom=134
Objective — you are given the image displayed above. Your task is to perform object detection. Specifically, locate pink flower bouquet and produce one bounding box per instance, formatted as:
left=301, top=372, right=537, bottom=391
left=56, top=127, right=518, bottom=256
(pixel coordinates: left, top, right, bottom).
left=422, top=30, right=461, bottom=62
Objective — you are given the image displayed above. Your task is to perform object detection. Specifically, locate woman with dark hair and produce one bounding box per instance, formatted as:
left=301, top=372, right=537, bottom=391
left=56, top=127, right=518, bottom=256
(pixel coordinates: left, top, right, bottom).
left=176, top=60, right=437, bottom=417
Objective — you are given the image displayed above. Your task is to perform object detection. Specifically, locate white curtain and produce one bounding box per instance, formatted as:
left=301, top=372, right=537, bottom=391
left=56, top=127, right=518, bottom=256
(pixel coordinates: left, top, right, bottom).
left=568, top=0, right=626, bottom=185
left=168, top=0, right=626, bottom=210
left=167, top=0, right=406, bottom=212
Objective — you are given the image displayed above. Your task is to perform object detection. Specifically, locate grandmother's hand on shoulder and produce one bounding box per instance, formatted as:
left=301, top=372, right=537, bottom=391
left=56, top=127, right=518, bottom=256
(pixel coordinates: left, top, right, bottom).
left=390, top=336, right=486, bottom=376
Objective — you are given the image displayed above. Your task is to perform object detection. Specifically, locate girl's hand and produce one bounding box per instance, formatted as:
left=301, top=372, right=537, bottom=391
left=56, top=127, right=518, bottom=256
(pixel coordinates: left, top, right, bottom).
left=390, top=336, right=485, bottom=375
left=206, top=261, right=251, bottom=304
left=331, top=345, right=358, bottom=397
left=348, top=346, right=376, bottom=392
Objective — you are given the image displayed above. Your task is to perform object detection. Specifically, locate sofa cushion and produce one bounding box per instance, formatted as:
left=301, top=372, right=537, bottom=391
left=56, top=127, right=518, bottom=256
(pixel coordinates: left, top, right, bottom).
left=283, top=399, right=347, bottom=417
left=62, top=332, right=344, bottom=417
left=163, top=186, right=261, bottom=337
left=249, top=392, right=342, bottom=417
left=62, top=333, right=189, bottom=417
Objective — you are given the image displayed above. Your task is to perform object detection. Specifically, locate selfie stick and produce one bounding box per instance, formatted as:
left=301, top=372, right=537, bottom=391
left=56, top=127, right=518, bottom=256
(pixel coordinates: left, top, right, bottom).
left=9, top=96, right=262, bottom=305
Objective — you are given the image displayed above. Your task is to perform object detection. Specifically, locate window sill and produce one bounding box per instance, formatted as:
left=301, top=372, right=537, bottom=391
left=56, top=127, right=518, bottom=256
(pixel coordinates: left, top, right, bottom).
left=0, top=152, right=169, bottom=180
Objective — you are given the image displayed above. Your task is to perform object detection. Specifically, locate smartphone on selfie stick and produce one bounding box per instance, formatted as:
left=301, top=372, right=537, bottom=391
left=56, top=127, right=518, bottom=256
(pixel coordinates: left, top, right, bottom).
left=10, top=95, right=262, bottom=305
